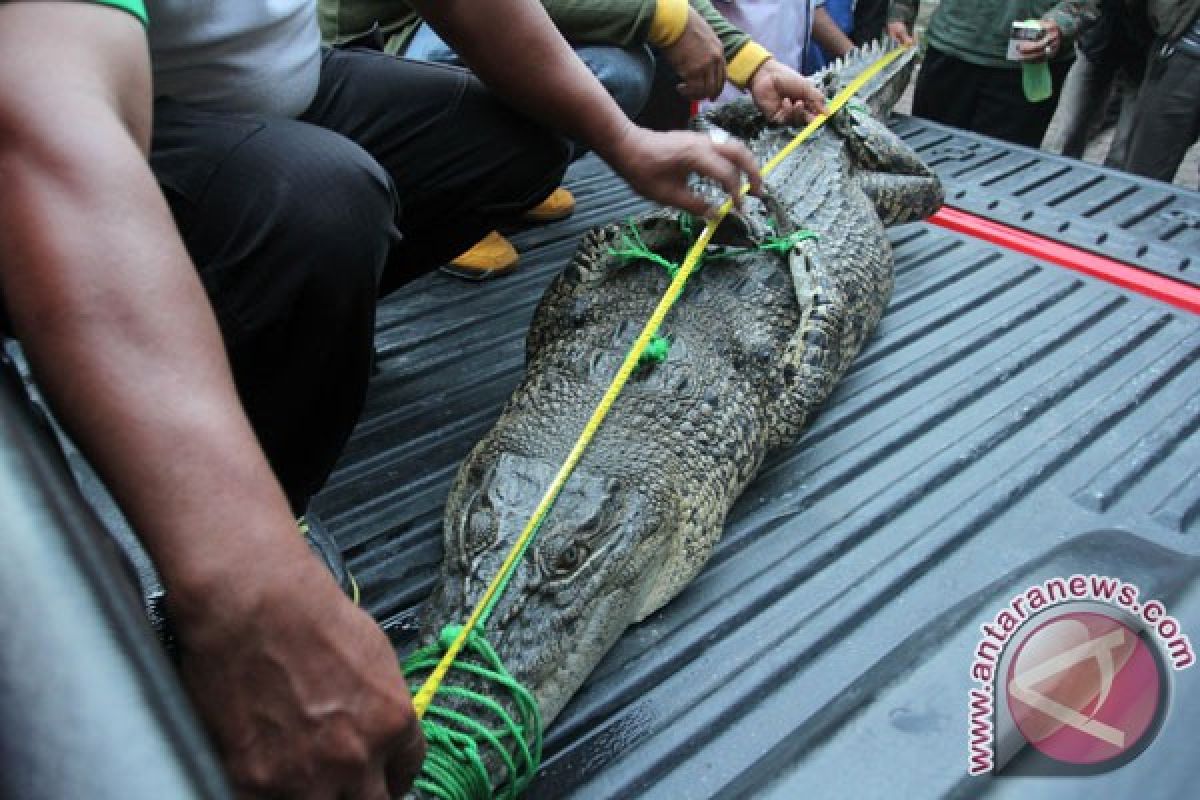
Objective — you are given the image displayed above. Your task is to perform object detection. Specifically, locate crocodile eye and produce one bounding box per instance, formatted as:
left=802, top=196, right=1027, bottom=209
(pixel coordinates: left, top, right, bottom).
left=553, top=543, right=587, bottom=577
left=467, top=510, right=494, bottom=552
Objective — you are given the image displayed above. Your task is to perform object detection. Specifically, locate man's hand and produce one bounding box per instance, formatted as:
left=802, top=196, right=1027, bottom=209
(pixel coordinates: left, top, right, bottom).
left=605, top=125, right=763, bottom=216
left=174, top=550, right=425, bottom=799
left=1017, top=18, right=1062, bottom=62
left=419, top=0, right=755, bottom=215
left=887, top=20, right=914, bottom=46
left=663, top=7, right=726, bottom=101
left=747, top=58, right=828, bottom=125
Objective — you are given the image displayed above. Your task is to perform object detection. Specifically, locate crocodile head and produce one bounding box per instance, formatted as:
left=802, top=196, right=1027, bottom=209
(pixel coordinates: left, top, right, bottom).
left=809, top=37, right=920, bottom=119
left=423, top=451, right=676, bottom=724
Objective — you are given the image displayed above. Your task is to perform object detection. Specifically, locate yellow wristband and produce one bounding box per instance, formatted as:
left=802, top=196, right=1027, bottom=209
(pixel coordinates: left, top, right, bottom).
left=648, top=0, right=690, bottom=47
left=727, top=41, right=772, bottom=88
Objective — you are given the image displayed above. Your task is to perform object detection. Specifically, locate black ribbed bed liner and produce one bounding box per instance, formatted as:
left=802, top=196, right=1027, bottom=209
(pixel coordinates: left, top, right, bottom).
left=313, top=143, right=1200, bottom=797
left=890, top=115, right=1200, bottom=286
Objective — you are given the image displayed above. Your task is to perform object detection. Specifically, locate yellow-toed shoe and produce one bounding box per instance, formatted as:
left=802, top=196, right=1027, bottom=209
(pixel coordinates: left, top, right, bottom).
left=442, top=230, right=520, bottom=280
left=521, top=187, right=576, bottom=223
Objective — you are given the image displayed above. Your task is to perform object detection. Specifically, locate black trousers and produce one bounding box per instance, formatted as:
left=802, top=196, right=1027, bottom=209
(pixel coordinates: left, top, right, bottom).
left=912, top=46, right=1071, bottom=148
left=151, top=48, right=569, bottom=511
left=1123, top=42, right=1200, bottom=183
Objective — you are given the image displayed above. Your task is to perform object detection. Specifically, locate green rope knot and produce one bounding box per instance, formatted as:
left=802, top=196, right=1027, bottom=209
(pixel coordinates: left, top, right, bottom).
left=706, top=228, right=819, bottom=261
left=638, top=334, right=671, bottom=366
left=762, top=228, right=819, bottom=253
left=611, top=216, right=818, bottom=277
left=608, top=220, right=679, bottom=277
left=404, top=625, right=543, bottom=800
left=607, top=219, right=815, bottom=374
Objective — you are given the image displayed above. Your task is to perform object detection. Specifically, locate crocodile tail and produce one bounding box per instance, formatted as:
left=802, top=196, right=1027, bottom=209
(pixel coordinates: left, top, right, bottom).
left=694, top=37, right=918, bottom=166
left=809, top=36, right=919, bottom=120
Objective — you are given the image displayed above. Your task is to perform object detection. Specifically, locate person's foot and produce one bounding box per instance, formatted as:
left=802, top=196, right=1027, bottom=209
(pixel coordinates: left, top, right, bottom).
left=298, top=513, right=360, bottom=605
left=441, top=189, right=576, bottom=280
left=442, top=230, right=521, bottom=280
left=521, top=187, right=576, bottom=223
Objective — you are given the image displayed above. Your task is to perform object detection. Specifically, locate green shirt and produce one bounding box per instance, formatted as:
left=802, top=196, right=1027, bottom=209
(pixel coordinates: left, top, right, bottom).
left=1146, top=0, right=1200, bottom=38
left=319, top=0, right=751, bottom=63
left=89, top=0, right=148, bottom=26
left=888, top=0, right=1099, bottom=69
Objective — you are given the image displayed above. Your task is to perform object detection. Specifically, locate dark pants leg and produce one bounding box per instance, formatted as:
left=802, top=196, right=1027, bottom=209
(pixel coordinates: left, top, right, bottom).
left=913, top=47, right=1070, bottom=148
left=401, top=22, right=654, bottom=156
left=150, top=51, right=568, bottom=510
left=303, top=48, right=570, bottom=291
left=1055, top=49, right=1117, bottom=158
left=150, top=100, right=393, bottom=513
left=634, top=56, right=692, bottom=133
left=912, top=48, right=988, bottom=133
left=1124, top=45, right=1200, bottom=183
left=1102, top=73, right=1141, bottom=168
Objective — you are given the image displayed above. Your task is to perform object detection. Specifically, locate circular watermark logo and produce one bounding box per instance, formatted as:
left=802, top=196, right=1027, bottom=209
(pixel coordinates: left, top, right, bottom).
left=1004, top=610, right=1165, bottom=768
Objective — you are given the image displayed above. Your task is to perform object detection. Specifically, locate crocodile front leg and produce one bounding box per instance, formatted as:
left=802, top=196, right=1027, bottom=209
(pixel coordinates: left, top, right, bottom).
left=838, top=106, right=944, bottom=225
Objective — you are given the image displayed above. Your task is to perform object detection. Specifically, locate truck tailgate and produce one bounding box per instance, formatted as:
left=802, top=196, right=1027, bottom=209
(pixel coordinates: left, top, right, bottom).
left=314, top=122, right=1200, bottom=798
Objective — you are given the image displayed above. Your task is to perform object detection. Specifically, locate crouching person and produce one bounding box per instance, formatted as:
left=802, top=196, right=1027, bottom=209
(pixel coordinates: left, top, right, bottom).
left=0, top=0, right=774, bottom=796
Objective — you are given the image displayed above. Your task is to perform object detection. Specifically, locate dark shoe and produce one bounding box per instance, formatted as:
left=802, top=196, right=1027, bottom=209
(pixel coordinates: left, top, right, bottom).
left=298, top=513, right=360, bottom=605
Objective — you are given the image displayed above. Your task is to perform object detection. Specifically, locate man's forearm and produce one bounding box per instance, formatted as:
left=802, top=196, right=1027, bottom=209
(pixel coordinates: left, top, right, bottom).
left=689, top=0, right=751, bottom=61
left=1044, top=0, right=1100, bottom=39
left=0, top=131, right=306, bottom=601
left=414, top=0, right=639, bottom=167
left=813, top=6, right=855, bottom=58
left=0, top=4, right=305, bottom=611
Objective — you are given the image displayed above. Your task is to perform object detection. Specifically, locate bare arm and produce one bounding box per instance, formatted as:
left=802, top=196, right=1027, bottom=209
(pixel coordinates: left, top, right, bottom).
left=414, top=0, right=764, bottom=212
left=0, top=4, right=422, bottom=797
left=0, top=3, right=293, bottom=615
left=813, top=6, right=855, bottom=59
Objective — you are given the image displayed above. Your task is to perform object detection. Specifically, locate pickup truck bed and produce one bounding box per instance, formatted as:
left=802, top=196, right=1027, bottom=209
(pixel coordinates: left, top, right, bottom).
left=4, top=116, right=1198, bottom=798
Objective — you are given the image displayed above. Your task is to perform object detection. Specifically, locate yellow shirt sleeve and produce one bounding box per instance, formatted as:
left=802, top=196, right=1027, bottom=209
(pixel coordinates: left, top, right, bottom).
left=648, top=0, right=690, bottom=47
left=727, top=41, right=772, bottom=88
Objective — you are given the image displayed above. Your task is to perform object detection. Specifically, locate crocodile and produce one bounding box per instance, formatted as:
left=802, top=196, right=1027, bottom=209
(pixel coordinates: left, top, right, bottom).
left=407, top=39, right=943, bottom=795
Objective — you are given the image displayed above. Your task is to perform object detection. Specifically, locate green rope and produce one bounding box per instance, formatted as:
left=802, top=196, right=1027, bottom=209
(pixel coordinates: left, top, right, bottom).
left=766, top=229, right=820, bottom=252
left=705, top=229, right=819, bottom=261
left=608, top=220, right=679, bottom=277
left=639, top=334, right=671, bottom=365
left=678, top=211, right=695, bottom=238
left=405, top=624, right=543, bottom=800
left=609, top=218, right=818, bottom=279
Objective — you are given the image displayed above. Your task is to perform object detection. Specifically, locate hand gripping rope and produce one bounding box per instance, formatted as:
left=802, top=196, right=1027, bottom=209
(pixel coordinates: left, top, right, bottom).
left=402, top=44, right=913, bottom=800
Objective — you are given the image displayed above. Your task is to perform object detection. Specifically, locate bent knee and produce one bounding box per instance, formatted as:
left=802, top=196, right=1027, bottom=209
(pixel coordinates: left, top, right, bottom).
left=577, top=45, right=655, bottom=119
left=231, top=121, right=396, bottom=281
left=196, top=121, right=394, bottom=335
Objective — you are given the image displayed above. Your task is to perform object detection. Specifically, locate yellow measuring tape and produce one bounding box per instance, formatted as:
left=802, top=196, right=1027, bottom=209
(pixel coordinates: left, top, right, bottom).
left=412, top=43, right=912, bottom=718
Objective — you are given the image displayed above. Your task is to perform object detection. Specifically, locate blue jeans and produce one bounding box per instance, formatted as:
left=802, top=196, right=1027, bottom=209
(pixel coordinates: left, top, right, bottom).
left=405, top=23, right=655, bottom=125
